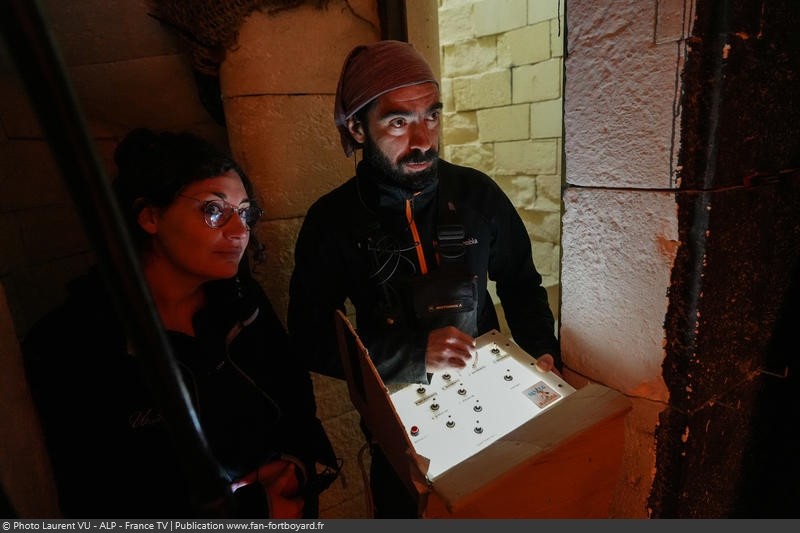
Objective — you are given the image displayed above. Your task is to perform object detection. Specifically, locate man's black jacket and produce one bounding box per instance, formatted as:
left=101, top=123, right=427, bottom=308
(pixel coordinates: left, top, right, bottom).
left=288, top=158, right=560, bottom=384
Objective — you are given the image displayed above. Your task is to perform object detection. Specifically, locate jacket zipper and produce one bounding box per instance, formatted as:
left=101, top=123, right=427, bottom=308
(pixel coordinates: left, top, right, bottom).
left=405, top=195, right=428, bottom=275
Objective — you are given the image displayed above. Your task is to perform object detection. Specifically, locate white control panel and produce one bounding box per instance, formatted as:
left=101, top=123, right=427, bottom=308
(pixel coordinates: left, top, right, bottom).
left=388, top=330, right=576, bottom=481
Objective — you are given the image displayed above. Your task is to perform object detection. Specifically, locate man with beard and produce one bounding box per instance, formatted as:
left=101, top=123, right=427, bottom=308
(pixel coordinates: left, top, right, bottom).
left=287, top=40, right=560, bottom=518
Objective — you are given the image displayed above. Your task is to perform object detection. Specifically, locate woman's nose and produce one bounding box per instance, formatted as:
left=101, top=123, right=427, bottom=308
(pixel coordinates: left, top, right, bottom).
left=224, top=211, right=250, bottom=238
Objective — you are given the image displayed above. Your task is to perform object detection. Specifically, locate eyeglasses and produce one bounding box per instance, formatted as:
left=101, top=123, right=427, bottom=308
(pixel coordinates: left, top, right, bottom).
left=178, top=195, right=263, bottom=229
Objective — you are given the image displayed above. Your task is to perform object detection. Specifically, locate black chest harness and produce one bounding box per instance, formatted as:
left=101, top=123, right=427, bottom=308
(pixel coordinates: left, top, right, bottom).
left=356, top=177, right=478, bottom=336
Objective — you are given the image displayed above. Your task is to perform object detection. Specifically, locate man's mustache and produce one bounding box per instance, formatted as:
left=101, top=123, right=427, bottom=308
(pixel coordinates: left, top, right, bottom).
left=400, top=149, right=438, bottom=165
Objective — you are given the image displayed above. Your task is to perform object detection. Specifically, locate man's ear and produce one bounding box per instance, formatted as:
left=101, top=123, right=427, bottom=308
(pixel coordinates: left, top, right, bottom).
left=346, top=117, right=366, bottom=144
left=136, top=204, right=159, bottom=235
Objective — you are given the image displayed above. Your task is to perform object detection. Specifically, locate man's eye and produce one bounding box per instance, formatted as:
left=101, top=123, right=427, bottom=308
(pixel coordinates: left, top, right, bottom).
left=389, top=118, right=406, bottom=128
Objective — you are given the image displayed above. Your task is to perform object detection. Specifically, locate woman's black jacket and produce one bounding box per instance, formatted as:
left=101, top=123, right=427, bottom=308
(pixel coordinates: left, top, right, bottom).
left=22, top=266, right=337, bottom=518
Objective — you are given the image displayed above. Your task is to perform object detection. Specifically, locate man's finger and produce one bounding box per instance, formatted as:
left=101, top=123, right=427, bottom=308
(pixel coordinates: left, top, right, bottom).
left=534, top=353, right=555, bottom=372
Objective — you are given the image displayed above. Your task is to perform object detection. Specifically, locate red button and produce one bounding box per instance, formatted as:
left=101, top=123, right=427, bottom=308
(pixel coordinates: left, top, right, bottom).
left=410, top=425, right=420, bottom=436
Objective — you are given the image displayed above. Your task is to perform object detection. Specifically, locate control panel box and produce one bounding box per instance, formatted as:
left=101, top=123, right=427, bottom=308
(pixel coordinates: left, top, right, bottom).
left=334, top=310, right=631, bottom=517
left=388, top=329, right=576, bottom=480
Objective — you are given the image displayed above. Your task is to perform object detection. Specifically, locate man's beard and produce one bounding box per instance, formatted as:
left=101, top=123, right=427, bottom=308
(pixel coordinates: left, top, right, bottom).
left=363, top=137, right=439, bottom=191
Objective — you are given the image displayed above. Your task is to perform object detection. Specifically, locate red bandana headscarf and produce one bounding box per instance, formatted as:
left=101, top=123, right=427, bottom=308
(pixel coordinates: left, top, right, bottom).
left=334, top=40, right=438, bottom=157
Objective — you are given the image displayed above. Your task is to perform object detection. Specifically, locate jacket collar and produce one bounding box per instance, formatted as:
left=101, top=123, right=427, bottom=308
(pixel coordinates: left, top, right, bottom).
left=355, top=159, right=439, bottom=213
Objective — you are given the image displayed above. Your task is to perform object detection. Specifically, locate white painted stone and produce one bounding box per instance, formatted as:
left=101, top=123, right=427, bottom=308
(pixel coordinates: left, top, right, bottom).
left=512, top=59, right=562, bottom=103
left=535, top=174, right=563, bottom=211
left=495, top=138, right=558, bottom=174
left=551, top=17, right=565, bottom=58
left=528, top=0, right=563, bottom=25
left=477, top=104, right=530, bottom=141
left=531, top=98, right=563, bottom=139
left=495, top=174, right=536, bottom=209
left=438, top=3, right=475, bottom=45
left=532, top=240, right=558, bottom=279
left=497, top=22, right=551, bottom=66
left=474, top=0, right=528, bottom=37
left=524, top=209, right=561, bottom=243
left=442, top=111, right=479, bottom=145
left=442, top=37, right=498, bottom=77
left=453, top=70, right=512, bottom=111
left=446, top=142, right=494, bottom=174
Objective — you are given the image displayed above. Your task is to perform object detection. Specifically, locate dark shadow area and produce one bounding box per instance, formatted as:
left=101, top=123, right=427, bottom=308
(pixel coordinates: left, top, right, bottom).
left=731, top=256, right=800, bottom=517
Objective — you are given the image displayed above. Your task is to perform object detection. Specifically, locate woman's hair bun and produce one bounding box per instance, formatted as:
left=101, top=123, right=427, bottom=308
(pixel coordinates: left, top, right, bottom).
left=113, top=128, right=161, bottom=171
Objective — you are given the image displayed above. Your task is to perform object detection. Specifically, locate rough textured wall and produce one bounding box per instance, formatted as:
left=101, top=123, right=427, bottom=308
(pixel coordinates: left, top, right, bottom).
left=438, top=0, right=565, bottom=323
left=563, top=0, right=687, bottom=518
left=566, top=0, right=800, bottom=518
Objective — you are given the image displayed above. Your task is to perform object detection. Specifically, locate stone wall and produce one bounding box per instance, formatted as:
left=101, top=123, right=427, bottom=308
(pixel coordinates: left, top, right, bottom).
left=562, top=0, right=686, bottom=517
left=438, top=0, right=565, bottom=324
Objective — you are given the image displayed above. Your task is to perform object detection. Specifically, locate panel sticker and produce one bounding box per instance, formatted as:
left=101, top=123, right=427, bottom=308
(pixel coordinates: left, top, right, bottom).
left=523, top=380, right=561, bottom=409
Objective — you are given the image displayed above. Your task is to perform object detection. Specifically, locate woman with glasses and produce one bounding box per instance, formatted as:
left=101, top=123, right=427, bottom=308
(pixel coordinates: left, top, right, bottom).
left=22, top=128, right=339, bottom=519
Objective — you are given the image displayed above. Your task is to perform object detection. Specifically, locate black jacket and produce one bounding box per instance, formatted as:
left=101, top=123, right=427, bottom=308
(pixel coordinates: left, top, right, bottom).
left=288, top=158, right=560, bottom=384
left=23, top=266, right=337, bottom=518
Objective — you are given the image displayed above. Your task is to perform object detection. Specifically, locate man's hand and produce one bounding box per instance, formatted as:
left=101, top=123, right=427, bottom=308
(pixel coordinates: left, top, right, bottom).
left=425, top=326, right=477, bottom=372
left=535, top=353, right=562, bottom=377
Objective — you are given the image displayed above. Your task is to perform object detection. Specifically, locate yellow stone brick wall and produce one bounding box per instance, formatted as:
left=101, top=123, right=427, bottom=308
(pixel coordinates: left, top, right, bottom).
left=438, top=0, right=565, bottom=322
